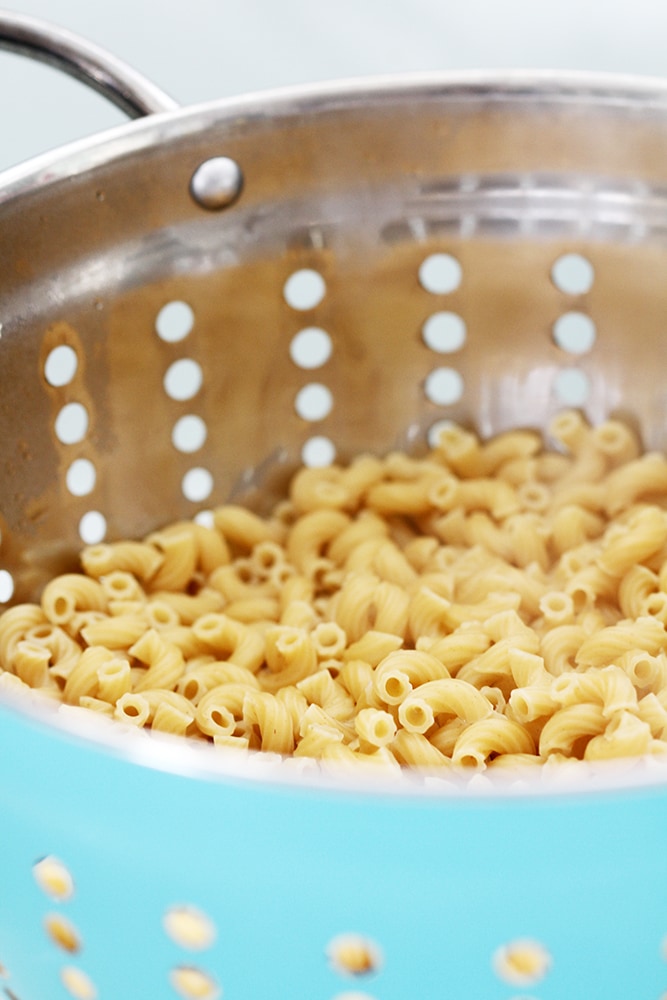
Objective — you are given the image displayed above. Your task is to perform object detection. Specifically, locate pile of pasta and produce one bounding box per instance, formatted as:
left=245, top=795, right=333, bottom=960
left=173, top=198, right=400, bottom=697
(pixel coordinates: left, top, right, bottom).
left=3, top=408, right=667, bottom=772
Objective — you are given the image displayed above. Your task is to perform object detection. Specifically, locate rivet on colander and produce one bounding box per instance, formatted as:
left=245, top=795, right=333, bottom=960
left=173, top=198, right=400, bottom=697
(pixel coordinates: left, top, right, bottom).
left=190, top=156, right=243, bottom=211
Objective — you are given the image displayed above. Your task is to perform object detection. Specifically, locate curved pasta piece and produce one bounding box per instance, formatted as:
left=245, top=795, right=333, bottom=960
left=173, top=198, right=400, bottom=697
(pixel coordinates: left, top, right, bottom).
left=390, top=729, right=453, bottom=770
left=508, top=685, right=560, bottom=725
left=223, top=596, right=281, bottom=624
left=297, top=669, right=355, bottom=720
left=603, top=453, right=667, bottom=516
left=96, top=656, right=132, bottom=703
left=354, top=707, right=397, bottom=748
left=259, top=625, right=317, bottom=692
left=504, top=512, right=550, bottom=571
left=325, top=510, right=388, bottom=565
left=457, top=634, right=538, bottom=689
left=575, top=616, right=667, bottom=668
left=550, top=504, right=606, bottom=556
left=538, top=590, right=575, bottom=626
left=538, top=702, right=607, bottom=757
left=145, top=525, right=198, bottom=592
left=416, top=630, right=492, bottom=675
left=41, top=575, right=107, bottom=626
left=598, top=506, right=667, bottom=576
left=213, top=504, right=281, bottom=549
left=80, top=614, right=147, bottom=650
left=80, top=541, right=164, bottom=581
left=13, top=640, right=51, bottom=687
left=152, top=698, right=197, bottom=736
left=365, top=475, right=442, bottom=517
left=591, top=419, right=641, bottom=467
left=64, top=646, right=116, bottom=705
left=99, top=571, right=146, bottom=603
left=243, top=689, right=295, bottom=754
left=551, top=664, right=638, bottom=718
left=0, top=603, right=48, bottom=664
left=332, top=571, right=380, bottom=643
left=372, top=649, right=450, bottom=705
left=194, top=699, right=237, bottom=738
left=540, top=624, right=589, bottom=676
left=398, top=678, right=493, bottom=734
left=129, top=629, right=185, bottom=692
left=289, top=463, right=350, bottom=513
left=452, top=715, right=536, bottom=768
left=177, top=661, right=260, bottom=704
left=286, top=509, right=350, bottom=573
left=617, top=649, right=667, bottom=693
left=636, top=693, right=667, bottom=738
left=191, top=613, right=265, bottom=672
left=584, top=710, right=655, bottom=761
left=147, top=588, right=224, bottom=625
left=193, top=522, right=231, bottom=574
left=337, top=658, right=374, bottom=705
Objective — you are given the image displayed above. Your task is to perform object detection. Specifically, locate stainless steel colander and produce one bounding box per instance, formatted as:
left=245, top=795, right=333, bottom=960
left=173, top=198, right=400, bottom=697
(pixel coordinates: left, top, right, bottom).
left=2, top=11, right=667, bottom=1000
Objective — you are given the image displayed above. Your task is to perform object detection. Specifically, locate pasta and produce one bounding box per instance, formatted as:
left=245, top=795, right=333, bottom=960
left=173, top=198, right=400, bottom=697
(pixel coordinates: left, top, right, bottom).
left=4, top=410, right=667, bottom=772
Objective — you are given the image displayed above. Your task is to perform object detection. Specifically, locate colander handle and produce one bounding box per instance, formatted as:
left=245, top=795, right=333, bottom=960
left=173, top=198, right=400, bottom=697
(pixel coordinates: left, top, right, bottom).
left=0, top=9, right=178, bottom=118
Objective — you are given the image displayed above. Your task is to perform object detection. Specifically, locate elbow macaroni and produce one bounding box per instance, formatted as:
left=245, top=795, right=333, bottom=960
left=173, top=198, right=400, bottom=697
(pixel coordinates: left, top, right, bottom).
left=3, top=411, right=667, bottom=770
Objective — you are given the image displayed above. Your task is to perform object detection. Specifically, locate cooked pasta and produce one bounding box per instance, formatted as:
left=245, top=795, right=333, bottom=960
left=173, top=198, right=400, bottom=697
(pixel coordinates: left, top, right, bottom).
left=3, top=410, right=667, bottom=772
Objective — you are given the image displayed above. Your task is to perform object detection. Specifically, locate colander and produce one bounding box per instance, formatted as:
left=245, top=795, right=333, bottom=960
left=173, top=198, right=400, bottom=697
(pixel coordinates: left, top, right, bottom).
left=2, top=10, right=667, bottom=1000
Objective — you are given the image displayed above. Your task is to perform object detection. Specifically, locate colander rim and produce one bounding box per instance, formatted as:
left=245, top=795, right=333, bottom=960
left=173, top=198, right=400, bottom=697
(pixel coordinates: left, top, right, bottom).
left=3, top=65, right=667, bottom=203
left=4, top=66, right=667, bottom=802
left=2, top=683, right=667, bottom=802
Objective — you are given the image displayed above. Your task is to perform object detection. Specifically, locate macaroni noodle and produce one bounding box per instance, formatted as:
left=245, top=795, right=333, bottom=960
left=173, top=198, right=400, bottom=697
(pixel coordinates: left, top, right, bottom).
left=2, top=411, right=667, bottom=771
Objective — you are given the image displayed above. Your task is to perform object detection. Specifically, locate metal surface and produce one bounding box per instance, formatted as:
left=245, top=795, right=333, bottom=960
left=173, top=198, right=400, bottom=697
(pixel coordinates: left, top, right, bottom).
left=2, top=14, right=667, bottom=998
left=3, top=72, right=667, bottom=602
left=190, top=155, right=244, bottom=210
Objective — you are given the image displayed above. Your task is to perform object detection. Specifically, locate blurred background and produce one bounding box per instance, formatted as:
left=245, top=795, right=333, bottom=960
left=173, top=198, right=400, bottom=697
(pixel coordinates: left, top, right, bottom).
left=1, top=0, right=666, bottom=171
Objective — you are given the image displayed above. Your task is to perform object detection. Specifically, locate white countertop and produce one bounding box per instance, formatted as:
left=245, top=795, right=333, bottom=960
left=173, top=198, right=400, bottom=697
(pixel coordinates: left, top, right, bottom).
left=2, top=0, right=667, bottom=173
